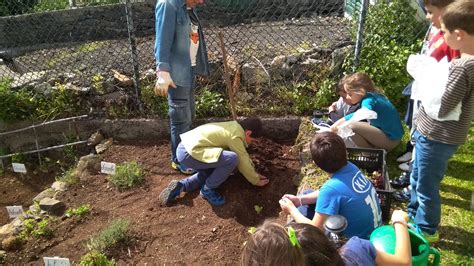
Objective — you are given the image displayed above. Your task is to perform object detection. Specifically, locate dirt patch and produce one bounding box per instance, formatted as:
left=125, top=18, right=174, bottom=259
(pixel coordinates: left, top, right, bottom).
left=3, top=137, right=300, bottom=264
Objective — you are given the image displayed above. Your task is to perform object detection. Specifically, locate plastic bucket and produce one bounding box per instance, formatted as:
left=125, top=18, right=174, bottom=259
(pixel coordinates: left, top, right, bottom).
left=370, top=225, right=440, bottom=266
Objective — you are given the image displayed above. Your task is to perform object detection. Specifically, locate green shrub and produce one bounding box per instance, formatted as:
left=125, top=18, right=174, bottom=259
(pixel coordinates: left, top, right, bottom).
left=33, top=0, right=68, bottom=12
left=109, top=161, right=144, bottom=190
left=87, top=219, right=130, bottom=253
left=0, top=79, right=36, bottom=123
left=140, top=83, right=169, bottom=117
left=346, top=0, right=427, bottom=111
left=56, top=168, right=78, bottom=185
left=79, top=251, right=115, bottom=266
left=19, top=217, right=53, bottom=239
left=195, top=87, right=230, bottom=118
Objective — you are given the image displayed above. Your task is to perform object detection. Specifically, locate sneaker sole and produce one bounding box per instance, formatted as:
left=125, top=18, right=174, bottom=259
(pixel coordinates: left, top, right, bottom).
left=159, top=180, right=179, bottom=206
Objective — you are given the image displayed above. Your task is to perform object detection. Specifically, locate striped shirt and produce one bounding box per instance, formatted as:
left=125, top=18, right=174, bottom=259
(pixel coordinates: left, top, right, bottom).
left=417, top=56, right=474, bottom=145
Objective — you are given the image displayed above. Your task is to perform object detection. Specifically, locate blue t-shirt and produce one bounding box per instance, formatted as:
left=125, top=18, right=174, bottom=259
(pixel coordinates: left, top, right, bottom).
left=344, top=92, right=404, bottom=140
left=315, top=162, right=382, bottom=239
left=341, top=237, right=377, bottom=266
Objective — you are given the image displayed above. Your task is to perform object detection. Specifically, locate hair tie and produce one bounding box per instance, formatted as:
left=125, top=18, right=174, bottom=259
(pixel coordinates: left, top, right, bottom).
left=287, top=227, right=301, bottom=248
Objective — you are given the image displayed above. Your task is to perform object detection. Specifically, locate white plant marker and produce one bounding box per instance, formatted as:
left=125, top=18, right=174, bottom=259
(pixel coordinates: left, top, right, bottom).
left=12, top=163, right=27, bottom=173
left=6, top=206, right=24, bottom=219
left=43, top=257, right=70, bottom=266
left=101, top=161, right=116, bottom=175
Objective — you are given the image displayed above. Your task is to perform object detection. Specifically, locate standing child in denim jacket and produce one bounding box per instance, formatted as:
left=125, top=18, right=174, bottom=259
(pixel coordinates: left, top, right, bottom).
left=408, top=0, right=474, bottom=243
left=154, top=0, right=210, bottom=175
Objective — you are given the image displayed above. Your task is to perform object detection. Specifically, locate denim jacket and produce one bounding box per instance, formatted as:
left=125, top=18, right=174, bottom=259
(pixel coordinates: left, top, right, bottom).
left=154, top=0, right=210, bottom=87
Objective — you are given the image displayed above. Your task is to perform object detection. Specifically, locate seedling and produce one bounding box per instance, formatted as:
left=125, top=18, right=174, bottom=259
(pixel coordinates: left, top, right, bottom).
left=254, top=205, right=263, bottom=214
left=66, top=204, right=91, bottom=217
left=248, top=227, right=257, bottom=234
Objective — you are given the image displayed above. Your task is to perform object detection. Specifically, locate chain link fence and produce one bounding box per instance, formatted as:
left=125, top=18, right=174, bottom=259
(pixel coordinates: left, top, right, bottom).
left=0, top=0, right=428, bottom=118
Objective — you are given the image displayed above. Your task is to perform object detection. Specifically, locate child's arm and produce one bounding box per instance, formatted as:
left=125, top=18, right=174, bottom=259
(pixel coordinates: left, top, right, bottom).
left=374, top=210, right=412, bottom=266
left=438, top=65, right=469, bottom=118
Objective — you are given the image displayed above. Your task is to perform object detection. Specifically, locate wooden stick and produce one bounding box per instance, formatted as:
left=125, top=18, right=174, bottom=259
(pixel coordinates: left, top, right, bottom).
left=218, top=32, right=237, bottom=121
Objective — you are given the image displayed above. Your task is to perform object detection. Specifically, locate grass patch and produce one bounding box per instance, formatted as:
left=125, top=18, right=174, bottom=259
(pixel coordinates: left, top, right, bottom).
left=109, top=161, right=144, bottom=190
left=87, top=219, right=130, bottom=253
left=56, top=168, right=78, bottom=185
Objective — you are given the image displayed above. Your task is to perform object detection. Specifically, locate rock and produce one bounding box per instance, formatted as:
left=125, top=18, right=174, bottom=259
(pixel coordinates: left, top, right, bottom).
left=140, top=68, right=156, bottom=82
left=331, top=45, right=354, bottom=76
left=51, top=181, right=68, bottom=192
left=11, top=71, right=48, bottom=89
left=286, top=55, right=299, bottom=65
left=39, top=198, right=65, bottom=215
left=270, top=55, right=287, bottom=68
left=1, top=236, right=21, bottom=251
left=301, top=58, right=321, bottom=65
left=33, top=188, right=55, bottom=202
left=113, top=70, right=134, bottom=87
left=95, top=138, right=113, bottom=154
left=87, top=131, right=104, bottom=147
left=77, top=154, right=101, bottom=173
left=241, top=63, right=268, bottom=86
left=0, top=218, right=22, bottom=243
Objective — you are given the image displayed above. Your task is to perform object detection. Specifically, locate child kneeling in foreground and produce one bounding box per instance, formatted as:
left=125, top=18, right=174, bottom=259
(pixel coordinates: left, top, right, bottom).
left=279, top=132, right=382, bottom=239
left=241, top=210, right=411, bottom=266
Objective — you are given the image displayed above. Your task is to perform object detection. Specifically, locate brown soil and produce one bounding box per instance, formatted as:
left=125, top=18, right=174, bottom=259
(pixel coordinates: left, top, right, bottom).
left=3, top=137, right=300, bottom=264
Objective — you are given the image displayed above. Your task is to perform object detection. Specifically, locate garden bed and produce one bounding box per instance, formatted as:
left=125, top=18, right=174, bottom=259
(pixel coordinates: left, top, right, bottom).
left=1, top=137, right=300, bottom=264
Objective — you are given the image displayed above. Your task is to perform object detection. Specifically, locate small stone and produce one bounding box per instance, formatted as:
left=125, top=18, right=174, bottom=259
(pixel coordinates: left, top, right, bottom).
left=39, top=198, right=65, bottom=215
left=212, top=227, right=217, bottom=233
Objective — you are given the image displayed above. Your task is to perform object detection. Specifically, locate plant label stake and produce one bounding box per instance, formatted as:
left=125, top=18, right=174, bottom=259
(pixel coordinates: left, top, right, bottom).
left=12, top=163, right=27, bottom=173
left=101, top=161, right=116, bottom=175
left=43, top=257, right=70, bottom=266
left=6, top=206, right=24, bottom=219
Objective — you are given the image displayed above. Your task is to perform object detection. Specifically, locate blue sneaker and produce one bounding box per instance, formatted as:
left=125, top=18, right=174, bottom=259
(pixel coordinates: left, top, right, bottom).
left=159, top=180, right=183, bottom=206
left=200, top=187, right=225, bottom=206
left=171, top=162, right=196, bottom=175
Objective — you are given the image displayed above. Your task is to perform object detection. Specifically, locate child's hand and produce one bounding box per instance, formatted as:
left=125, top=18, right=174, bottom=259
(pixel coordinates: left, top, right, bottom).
left=391, top=210, right=409, bottom=225
left=279, top=198, right=296, bottom=213
left=255, top=174, right=269, bottom=186
left=281, top=194, right=301, bottom=206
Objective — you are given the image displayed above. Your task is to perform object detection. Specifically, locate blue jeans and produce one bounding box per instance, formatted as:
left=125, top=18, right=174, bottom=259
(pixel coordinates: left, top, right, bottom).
left=176, top=143, right=238, bottom=191
left=408, top=130, right=458, bottom=234
left=168, top=83, right=195, bottom=164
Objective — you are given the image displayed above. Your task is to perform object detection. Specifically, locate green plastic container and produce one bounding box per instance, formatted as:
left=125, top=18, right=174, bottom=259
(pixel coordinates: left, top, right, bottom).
left=370, top=225, right=440, bottom=266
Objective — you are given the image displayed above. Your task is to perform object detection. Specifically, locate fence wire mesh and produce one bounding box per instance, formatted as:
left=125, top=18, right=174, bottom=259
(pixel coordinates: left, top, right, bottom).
left=0, top=0, right=428, bottom=118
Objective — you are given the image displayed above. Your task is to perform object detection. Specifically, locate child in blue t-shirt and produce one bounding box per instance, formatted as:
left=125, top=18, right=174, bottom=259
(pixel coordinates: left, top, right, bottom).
left=279, top=132, right=382, bottom=239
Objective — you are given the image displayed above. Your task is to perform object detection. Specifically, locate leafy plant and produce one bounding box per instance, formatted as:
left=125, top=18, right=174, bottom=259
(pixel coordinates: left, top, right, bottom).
left=195, top=87, right=230, bottom=118
left=66, top=204, right=91, bottom=217
left=56, top=167, right=78, bottom=185
left=79, top=251, right=116, bottom=266
left=140, top=83, right=168, bottom=117
left=0, top=78, right=35, bottom=122
left=87, top=219, right=130, bottom=253
left=109, top=161, right=144, bottom=190
left=345, top=0, right=427, bottom=111
left=247, top=227, right=257, bottom=234
left=19, top=217, right=53, bottom=239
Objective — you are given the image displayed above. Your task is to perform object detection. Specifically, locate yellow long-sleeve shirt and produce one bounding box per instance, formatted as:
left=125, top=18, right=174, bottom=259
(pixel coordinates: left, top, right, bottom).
left=179, top=121, right=259, bottom=185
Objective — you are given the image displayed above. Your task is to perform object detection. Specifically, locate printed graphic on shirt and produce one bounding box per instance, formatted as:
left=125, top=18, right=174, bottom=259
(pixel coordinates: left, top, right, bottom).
left=190, top=24, right=199, bottom=66
left=352, top=171, right=371, bottom=193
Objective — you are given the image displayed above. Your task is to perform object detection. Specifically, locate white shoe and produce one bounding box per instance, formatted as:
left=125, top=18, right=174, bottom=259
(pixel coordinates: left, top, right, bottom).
left=399, top=162, right=411, bottom=172
left=397, top=152, right=412, bottom=162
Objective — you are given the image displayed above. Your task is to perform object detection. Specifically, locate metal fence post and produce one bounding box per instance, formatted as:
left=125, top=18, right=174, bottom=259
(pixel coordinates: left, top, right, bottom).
left=124, top=0, right=143, bottom=112
left=353, top=0, right=369, bottom=70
